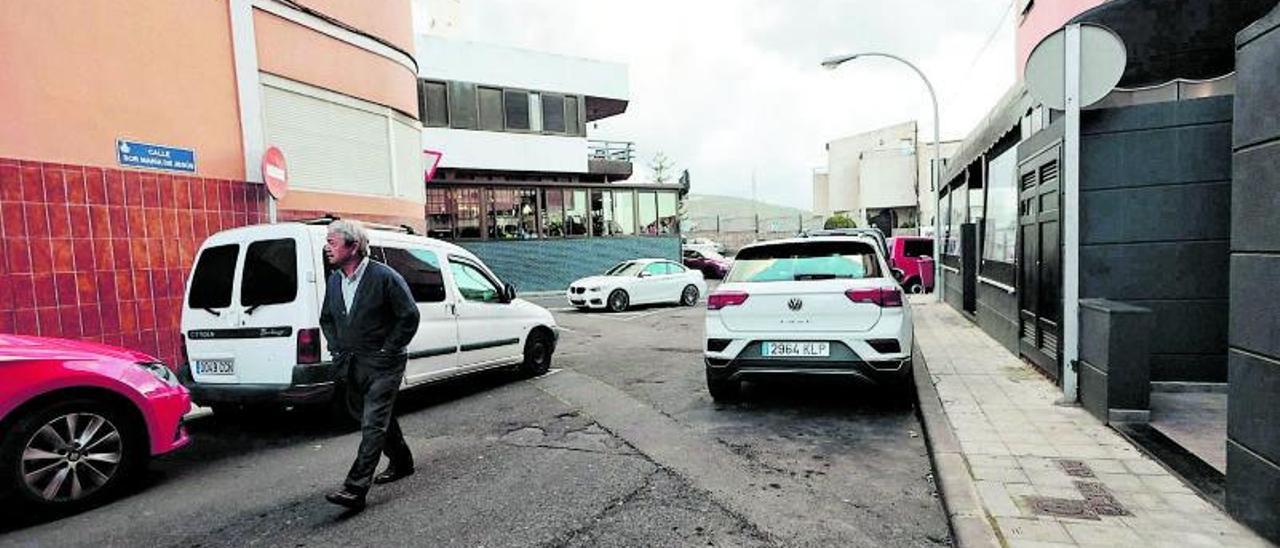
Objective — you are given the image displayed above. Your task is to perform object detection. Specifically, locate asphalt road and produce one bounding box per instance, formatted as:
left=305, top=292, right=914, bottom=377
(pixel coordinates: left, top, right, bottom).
left=1, top=292, right=948, bottom=547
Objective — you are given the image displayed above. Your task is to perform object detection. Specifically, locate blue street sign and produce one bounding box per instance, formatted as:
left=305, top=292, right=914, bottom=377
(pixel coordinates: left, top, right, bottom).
left=116, top=139, right=197, bottom=173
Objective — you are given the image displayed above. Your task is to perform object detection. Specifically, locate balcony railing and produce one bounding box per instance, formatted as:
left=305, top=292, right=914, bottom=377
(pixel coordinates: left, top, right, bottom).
left=588, top=140, right=634, bottom=163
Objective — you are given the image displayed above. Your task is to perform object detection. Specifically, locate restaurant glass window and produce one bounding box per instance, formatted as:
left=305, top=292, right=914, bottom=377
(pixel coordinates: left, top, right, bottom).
left=456, top=187, right=483, bottom=239
left=657, top=192, right=678, bottom=235
left=637, top=191, right=658, bottom=235
left=504, top=89, right=530, bottom=130
left=542, top=93, right=566, bottom=133
left=478, top=87, right=503, bottom=131
left=591, top=190, right=614, bottom=236
left=490, top=188, right=519, bottom=239
left=426, top=187, right=454, bottom=239
left=614, top=190, right=636, bottom=235
left=565, top=189, right=588, bottom=236
left=540, top=189, right=565, bottom=237
left=983, top=148, right=1018, bottom=263
left=946, top=184, right=968, bottom=255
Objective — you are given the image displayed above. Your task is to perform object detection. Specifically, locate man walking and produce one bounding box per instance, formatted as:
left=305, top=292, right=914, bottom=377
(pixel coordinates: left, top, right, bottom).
left=319, top=220, right=420, bottom=511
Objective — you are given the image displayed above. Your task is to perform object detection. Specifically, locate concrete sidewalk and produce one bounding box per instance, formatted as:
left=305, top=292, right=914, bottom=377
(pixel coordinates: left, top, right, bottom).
left=912, top=300, right=1270, bottom=547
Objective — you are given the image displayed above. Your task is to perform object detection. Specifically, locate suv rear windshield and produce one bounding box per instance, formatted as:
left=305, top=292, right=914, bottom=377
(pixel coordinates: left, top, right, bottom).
left=902, top=239, right=933, bottom=257
left=725, top=241, right=881, bottom=283
left=189, top=244, right=239, bottom=309
left=241, top=239, right=298, bottom=307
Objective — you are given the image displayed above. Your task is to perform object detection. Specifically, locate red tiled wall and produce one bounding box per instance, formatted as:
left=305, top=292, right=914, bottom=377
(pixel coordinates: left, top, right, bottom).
left=0, top=158, right=269, bottom=369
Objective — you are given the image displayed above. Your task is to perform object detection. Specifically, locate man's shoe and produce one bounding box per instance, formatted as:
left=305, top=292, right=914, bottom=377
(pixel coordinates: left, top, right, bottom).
left=374, top=467, right=414, bottom=485
left=325, top=489, right=366, bottom=510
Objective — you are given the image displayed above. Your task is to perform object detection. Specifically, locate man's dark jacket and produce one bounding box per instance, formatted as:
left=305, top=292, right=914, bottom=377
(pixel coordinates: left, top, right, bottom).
left=319, top=260, right=420, bottom=369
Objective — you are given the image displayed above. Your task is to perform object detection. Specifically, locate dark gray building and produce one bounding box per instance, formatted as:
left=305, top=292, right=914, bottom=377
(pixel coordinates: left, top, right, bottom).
left=935, top=0, right=1280, bottom=541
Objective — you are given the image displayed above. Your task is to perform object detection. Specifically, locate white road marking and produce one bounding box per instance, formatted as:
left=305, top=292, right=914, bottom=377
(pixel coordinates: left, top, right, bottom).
left=621, top=309, right=667, bottom=322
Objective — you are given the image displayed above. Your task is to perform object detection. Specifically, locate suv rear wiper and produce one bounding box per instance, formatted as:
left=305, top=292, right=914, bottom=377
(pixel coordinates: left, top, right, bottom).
left=794, top=274, right=841, bottom=280
left=201, top=307, right=222, bottom=317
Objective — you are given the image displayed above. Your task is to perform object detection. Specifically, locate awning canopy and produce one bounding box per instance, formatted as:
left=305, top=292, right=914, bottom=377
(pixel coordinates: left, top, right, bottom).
left=940, top=82, right=1033, bottom=186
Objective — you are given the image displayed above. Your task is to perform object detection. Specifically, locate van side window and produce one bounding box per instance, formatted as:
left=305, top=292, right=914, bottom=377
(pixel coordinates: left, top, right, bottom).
left=382, top=247, right=447, bottom=303
left=449, top=261, right=502, bottom=303
left=327, top=245, right=386, bottom=281
left=189, top=244, right=239, bottom=309
left=241, top=239, right=298, bottom=307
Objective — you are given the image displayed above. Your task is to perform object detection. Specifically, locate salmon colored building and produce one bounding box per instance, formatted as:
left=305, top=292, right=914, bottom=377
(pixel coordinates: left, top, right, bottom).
left=0, top=1, right=423, bottom=368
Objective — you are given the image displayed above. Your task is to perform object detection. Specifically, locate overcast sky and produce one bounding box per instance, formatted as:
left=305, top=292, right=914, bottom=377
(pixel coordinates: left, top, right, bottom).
left=448, top=0, right=1017, bottom=210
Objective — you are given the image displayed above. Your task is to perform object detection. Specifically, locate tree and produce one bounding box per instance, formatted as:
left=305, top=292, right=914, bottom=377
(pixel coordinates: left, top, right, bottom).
left=824, top=213, right=858, bottom=229
left=649, top=151, right=675, bottom=185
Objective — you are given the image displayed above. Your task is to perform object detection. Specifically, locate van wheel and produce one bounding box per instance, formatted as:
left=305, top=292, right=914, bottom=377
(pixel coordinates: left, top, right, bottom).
left=607, top=290, right=630, bottom=313
left=681, top=285, right=700, bottom=306
left=519, top=330, right=553, bottom=378
left=905, top=279, right=924, bottom=294
left=0, top=398, right=145, bottom=515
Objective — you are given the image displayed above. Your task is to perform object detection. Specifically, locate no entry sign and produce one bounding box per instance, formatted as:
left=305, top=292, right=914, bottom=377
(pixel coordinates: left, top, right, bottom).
left=262, top=146, right=288, bottom=199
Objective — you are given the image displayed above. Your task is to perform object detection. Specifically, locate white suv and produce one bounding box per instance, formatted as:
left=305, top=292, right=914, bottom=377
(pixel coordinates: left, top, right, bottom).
left=703, top=236, right=913, bottom=401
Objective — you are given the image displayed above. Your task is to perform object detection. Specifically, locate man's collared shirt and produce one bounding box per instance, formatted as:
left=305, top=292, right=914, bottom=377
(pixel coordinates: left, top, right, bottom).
left=341, top=257, right=370, bottom=315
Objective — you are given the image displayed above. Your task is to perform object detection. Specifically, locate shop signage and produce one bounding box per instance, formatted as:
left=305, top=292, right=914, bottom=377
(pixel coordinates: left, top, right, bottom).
left=116, top=138, right=197, bottom=173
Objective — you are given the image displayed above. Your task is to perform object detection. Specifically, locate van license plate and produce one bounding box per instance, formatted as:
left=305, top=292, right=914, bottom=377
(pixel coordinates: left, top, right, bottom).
left=761, top=342, right=829, bottom=357
left=195, top=359, right=235, bottom=376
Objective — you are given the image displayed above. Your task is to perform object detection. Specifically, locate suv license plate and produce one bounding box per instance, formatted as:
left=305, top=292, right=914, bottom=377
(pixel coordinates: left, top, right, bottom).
left=195, top=359, right=235, bottom=376
left=761, top=342, right=830, bottom=357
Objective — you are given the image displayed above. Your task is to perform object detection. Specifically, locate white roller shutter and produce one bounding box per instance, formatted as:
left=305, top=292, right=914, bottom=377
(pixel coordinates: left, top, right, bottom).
left=392, top=116, right=424, bottom=203
left=262, top=83, right=394, bottom=196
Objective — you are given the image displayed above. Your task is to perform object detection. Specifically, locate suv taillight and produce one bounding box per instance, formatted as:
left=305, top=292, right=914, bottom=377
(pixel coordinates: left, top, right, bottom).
left=845, top=287, right=903, bottom=308
left=180, top=334, right=188, bottom=365
left=707, top=291, right=749, bottom=310
left=297, top=328, right=321, bottom=364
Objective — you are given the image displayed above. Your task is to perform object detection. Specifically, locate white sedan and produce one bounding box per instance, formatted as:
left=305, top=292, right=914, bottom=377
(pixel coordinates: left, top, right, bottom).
left=568, top=258, right=707, bottom=312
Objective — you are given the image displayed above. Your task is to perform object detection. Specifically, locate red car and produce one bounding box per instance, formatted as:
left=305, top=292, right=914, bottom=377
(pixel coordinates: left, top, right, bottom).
left=0, top=335, right=191, bottom=514
left=887, top=236, right=935, bottom=294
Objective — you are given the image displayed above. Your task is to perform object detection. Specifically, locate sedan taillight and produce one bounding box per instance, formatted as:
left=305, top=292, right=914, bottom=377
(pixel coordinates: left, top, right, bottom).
left=845, top=287, right=903, bottom=308
left=297, top=328, right=321, bottom=364
left=707, top=291, right=750, bottom=310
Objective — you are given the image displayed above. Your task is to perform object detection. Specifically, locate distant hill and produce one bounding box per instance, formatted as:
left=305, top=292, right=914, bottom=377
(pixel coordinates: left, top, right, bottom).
left=683, top=194, right=812, bottom=220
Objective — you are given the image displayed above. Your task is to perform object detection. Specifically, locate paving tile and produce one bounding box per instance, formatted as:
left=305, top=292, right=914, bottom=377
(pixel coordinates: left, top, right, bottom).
left=1007, top=541, right=1077, bottom=548
left=995, top=517, right=1073, bottom=544
left=1092, top=472, right=1147, bottom=493
left=976, top=480, right=1024, bottom=517
left=971, top=465, right=1031, bottom=483
left=1121, top=458, right=1168, bottom=476
left=1063, top=522, right=1143, bottom=546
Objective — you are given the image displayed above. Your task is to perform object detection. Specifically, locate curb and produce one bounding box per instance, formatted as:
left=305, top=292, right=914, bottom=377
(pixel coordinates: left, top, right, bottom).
left=913, top=343, right=1003, bottom=548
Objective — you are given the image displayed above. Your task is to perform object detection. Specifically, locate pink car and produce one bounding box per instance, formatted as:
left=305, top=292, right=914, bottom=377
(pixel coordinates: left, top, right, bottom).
left=887, top=236, right=935, bottom=294
left=0, top=335, right=191, bottom=514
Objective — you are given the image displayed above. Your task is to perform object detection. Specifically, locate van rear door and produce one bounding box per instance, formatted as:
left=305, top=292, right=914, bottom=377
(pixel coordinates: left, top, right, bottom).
left=185, top=227, right=316, bottom=386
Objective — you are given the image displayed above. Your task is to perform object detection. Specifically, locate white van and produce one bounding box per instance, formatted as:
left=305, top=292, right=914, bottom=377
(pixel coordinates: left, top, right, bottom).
left=177, top=221, right=558, bottom=417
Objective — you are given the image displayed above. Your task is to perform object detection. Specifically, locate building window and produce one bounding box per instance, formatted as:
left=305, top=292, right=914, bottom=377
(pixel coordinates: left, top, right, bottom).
left=565, top=189, right=588, bottom=236
left=614, top=190, right=636, bottom=235
left=490, top=188, right=538, bottom=239
left=565, top=96, right=580, bottom=136
left=592, top=190, right=614, bottom=236
left=637, top=191, right=659, bottom=235
left=540, top=189, right=565, bottom=237
left=456, top=187, right=483, bottom=238
left=657, top=192, right=678, bottom=235
left=478, top=86, right=504, bottom=131
left=448, top=81, right=477, bottom=129
left=542, top=93, right=566, bottom=133
left=504, top=89, right=530, bottom=130
left=426, top=187, right=454, bottom=239
left=421, top=80, right=448, bottom=127
left=529, top=92, right=543, bottom=132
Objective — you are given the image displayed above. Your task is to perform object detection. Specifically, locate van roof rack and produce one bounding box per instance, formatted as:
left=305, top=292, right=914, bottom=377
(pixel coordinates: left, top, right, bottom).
left=293, top=214, right=417, bottom=235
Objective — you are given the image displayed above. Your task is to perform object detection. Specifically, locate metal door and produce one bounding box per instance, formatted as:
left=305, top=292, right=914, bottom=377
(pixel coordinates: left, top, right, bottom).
left=1017, top=146, right=1062, bottom=380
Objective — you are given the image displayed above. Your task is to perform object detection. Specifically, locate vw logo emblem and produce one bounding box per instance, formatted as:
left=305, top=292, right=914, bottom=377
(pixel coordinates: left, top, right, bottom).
left=787, top=298, right=803, bottom=311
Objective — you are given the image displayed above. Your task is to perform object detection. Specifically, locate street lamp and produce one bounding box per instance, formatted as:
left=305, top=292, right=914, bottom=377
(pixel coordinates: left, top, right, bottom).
left=822, top=52, right=944, bottom=303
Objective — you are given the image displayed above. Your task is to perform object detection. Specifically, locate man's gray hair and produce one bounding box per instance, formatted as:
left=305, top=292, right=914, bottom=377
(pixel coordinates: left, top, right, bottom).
left=328, top=220, right=370, bottom=258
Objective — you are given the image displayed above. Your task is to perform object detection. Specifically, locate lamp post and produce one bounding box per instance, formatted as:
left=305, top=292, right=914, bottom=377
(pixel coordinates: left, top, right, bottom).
left=822, top=52, right=943, bottom=303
